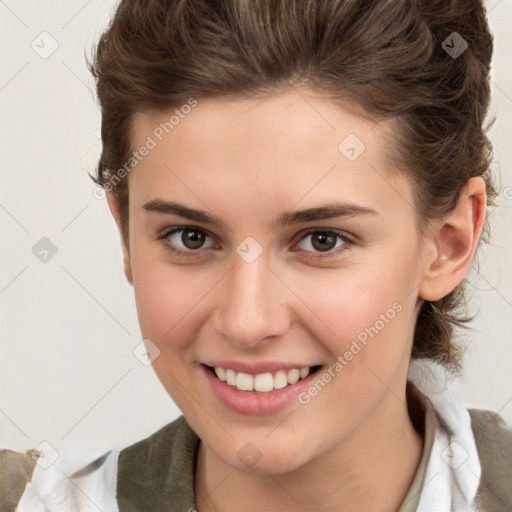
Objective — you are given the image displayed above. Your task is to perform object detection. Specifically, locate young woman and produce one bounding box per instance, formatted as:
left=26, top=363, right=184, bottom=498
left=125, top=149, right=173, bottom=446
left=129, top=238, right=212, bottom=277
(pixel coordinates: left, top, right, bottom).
left=3, top=0, right=511, bottom=511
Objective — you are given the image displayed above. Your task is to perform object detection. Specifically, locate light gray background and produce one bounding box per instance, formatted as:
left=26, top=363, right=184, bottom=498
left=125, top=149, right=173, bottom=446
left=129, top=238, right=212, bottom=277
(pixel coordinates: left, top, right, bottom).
left=1, top=0, right=511, bottom=456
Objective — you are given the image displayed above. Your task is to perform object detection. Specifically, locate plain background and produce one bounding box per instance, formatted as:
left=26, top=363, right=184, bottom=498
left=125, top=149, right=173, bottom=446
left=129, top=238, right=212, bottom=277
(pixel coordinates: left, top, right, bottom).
left=1, top=0, right=511, bottom=457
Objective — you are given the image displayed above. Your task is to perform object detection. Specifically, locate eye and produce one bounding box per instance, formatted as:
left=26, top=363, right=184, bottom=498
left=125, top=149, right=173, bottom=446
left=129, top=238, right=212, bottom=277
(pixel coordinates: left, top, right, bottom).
left=293, top=229, right=353, bottom=258
left=157, top=226, right=216, bottom=259
left=156, top=226, right=354, bottom=259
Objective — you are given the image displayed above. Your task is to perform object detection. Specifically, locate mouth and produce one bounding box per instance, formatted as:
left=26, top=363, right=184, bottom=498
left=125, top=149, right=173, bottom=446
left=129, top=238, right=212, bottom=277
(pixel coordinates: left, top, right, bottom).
left=202, top=363, right=324, bottom=393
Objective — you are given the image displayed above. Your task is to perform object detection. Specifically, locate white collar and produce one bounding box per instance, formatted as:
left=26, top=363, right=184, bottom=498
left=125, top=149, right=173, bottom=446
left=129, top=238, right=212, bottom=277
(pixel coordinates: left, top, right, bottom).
left=409, top=360, right=482, bottom=511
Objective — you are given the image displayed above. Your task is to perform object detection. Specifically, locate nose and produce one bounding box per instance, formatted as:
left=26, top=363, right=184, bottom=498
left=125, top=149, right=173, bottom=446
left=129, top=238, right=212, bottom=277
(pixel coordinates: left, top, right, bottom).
left=213, top=252, right=291, bottom=348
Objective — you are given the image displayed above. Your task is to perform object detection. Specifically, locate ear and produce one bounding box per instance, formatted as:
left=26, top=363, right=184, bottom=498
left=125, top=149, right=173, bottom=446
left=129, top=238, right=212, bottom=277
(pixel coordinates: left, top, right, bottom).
left=419, top=177, right=487, bottom=302
left=106, top=189, right=133, bottom=286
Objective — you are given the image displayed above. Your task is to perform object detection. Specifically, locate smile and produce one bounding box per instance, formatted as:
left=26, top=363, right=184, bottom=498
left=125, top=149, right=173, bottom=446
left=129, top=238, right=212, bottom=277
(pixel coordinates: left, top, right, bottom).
left=206, top=364, right=323, bottom=393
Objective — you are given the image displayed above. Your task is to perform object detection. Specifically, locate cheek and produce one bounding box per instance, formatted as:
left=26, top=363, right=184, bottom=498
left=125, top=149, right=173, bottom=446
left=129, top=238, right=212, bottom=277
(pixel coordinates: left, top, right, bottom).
left=131, top=259, right=214, bottom=409
left=292, top=255, right=414, bottom=337
left=131, top=252, right=225, bottom=354
left=133, top=266, right=195, bottom=340
left=288, top=249, right=419, bottom=379
left=286, top=261, right=418, bottom=429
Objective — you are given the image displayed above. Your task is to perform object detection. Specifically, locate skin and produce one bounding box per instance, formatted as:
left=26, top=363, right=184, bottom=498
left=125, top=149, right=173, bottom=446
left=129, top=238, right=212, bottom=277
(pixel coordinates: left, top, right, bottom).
left=106, top=87, right=487, bottom=512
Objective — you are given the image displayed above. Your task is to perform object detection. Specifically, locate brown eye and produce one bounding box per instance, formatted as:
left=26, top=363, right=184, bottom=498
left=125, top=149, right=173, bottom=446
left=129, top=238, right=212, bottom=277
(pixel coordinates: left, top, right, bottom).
left=158, top=227, right=216, bottom=257
left=310, top=232, right=337, bottom=252
left=158, top=226, right=354, bottom=261
left=181, top=229, right=206, bottom=249
left=294, top=229, right=353, bottom=258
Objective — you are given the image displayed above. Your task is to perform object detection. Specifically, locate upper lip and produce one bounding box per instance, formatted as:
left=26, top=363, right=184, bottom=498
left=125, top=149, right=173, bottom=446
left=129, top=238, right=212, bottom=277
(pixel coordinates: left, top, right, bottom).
left=202, top=360, right=323, bottom=375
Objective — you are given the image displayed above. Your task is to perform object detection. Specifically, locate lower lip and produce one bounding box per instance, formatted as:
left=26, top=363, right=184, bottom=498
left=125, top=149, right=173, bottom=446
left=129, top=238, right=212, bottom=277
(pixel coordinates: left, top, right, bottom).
left=201, top=364, right=322, bottom=416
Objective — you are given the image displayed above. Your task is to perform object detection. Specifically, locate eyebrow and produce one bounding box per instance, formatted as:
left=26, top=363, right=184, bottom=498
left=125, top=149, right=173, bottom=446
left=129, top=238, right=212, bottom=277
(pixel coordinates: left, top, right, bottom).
left=142, top=199, right=379, bottom=229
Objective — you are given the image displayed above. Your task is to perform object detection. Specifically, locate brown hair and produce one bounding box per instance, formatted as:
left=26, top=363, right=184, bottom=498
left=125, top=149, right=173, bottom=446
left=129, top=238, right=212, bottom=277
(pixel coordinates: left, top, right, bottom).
left=87, top=0, right=497, bottom=372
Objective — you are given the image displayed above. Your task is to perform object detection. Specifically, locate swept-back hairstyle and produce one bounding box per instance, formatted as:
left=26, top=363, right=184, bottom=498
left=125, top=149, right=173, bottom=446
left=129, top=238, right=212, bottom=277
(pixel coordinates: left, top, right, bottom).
left=87, top=0, right=496, bottom=371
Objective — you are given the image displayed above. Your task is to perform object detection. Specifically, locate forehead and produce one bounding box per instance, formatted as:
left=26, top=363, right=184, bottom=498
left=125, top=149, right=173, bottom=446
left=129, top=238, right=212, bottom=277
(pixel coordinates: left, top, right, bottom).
left=128, top=89, right=415, bottom=219
left=131, top=89, right=378, bottom=161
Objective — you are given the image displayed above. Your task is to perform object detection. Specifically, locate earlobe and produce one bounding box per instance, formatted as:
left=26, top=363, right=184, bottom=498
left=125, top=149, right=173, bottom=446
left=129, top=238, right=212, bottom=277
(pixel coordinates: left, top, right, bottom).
left=123, top=253, right=134, bottom=286
left=106, top=189, right=134, bottom=286
left=419, top=177, right=487, bottom=302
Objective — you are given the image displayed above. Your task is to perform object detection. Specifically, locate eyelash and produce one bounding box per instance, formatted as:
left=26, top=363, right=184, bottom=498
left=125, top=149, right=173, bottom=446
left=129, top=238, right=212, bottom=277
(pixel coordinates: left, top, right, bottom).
left=156, top=226, right=355, bottom=260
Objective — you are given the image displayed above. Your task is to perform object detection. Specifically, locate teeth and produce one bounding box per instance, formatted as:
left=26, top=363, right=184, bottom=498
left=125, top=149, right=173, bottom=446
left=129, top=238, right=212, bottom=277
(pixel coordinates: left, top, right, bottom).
left=214, top=367, right=226, bottom=381
left=225, top=369, right=236, bottom=386
left=236, top=372, right=254, bottom=391
left=254, top=373, right=274, bottom=392
left=273, top=370, right=288, bottom=389
left=212, top=365, right=314, bottom=392
left=287, top=369, right=300, bottom=384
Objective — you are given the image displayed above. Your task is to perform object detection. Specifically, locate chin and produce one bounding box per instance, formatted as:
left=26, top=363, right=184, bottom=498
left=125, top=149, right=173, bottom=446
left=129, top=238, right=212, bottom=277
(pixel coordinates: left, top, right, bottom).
left=218, top=437, right=317, bottom=476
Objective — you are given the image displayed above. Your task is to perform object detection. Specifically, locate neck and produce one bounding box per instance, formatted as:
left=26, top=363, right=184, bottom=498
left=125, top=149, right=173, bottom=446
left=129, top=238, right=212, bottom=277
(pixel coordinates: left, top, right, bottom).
left=194, top=382, right=424, bottom=512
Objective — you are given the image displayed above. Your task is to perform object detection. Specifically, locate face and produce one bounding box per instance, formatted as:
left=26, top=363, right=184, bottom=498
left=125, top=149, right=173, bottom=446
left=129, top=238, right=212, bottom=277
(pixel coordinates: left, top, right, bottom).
left=119, top=89, right=431, bottom=474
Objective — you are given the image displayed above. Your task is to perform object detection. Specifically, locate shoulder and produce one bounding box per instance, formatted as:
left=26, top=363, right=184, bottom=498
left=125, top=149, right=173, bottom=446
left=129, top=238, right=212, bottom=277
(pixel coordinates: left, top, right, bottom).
left=0, top=447, right=38, bottom=511
left=468, top=408, right=512, bottom=511
left=0, top=444, right=120, bottom=512
left=0, top=416, right=196, bottom=512
left=116, top=415, right=199, bottom=510
left=117, top=414, right=193, bottom=471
